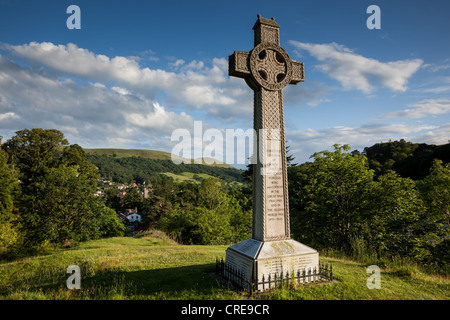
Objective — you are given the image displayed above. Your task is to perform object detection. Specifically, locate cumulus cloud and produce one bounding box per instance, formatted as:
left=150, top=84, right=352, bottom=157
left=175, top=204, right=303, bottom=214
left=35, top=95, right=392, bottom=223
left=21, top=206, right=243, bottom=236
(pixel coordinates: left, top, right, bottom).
left=2, top=42, right=249, bottom=119
left=0, top=53, right=197, bottom=150
left=382, top=98, right=450, bottom=119
left=290, top=41, right=423, bottom=94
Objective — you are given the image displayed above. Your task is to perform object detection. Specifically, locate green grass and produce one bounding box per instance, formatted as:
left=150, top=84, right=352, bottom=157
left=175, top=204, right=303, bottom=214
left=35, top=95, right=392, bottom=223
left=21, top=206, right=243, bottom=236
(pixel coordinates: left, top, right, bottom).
left=1, top=235, right=449, bottom=300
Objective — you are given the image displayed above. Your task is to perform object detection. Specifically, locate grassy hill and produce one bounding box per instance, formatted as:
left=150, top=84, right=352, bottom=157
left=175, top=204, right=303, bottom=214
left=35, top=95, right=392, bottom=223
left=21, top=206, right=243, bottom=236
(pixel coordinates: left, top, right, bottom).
left=84, top=149, right=244, bottom=185
left=84, top=148, right=233, bottom=168
left=1, top=234, right=448, bottom=300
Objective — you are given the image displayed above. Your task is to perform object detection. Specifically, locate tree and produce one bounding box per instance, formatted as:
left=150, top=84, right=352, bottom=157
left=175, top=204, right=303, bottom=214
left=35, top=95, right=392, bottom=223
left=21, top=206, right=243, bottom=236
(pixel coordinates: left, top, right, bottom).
left=417, top=160, right=450, bottom=267
left=3, top=129, right=126, bottom=248
left=295, top=144, right=375, bottom=251
left=157, top=178, right=251, bottom=245
left=0, top=149, right=20, bottom=255
left=3, top=128, right=69, bottom=185
left=123, top=186, right=142, bottom=211
left=419, top=160, right=450, bottom=233
left=0, top=150, right=17, bottom=224
left=285, top=144, right=297, bottom=167
left=368, top=171, right=426, bottom=258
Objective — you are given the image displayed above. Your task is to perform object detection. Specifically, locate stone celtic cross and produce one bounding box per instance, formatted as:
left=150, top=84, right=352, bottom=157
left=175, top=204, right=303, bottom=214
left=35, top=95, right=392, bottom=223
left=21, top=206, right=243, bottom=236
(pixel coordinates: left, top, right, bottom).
left=229, top=15, right=304, bottom=242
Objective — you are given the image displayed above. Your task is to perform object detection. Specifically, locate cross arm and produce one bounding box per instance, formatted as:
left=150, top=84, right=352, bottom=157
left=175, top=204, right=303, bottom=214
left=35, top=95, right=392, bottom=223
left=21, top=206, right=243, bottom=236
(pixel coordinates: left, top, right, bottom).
left=289, top=60, right=304, bottom=84
left=229, top=51, right=250, bottom=78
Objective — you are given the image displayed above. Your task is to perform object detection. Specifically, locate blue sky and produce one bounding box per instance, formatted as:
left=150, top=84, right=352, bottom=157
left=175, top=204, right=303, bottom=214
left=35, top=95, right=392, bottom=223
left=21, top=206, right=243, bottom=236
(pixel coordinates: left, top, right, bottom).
left=1, top=0, right=449, bottom=166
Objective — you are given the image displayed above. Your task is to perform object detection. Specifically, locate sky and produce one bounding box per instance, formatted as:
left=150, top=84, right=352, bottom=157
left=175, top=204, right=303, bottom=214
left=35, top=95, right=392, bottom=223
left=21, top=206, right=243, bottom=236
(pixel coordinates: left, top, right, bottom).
left=0, top=0, right=449, bottom=167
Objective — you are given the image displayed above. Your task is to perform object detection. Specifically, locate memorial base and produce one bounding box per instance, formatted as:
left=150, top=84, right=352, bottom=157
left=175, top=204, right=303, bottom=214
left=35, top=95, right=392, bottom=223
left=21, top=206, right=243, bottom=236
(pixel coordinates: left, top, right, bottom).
left=225, top=238, right=319, bottom=291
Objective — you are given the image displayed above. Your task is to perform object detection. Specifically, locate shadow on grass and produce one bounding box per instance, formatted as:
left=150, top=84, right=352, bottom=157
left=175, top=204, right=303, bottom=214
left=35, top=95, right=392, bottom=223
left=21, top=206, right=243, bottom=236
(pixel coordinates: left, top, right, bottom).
left=79, top=263, right=228, bottom=299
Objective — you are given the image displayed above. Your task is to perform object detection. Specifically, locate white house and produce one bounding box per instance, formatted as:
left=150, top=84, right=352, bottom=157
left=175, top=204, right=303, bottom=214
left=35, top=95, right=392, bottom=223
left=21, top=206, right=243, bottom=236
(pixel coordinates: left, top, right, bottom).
left=127, top=213, right=141, bottom=223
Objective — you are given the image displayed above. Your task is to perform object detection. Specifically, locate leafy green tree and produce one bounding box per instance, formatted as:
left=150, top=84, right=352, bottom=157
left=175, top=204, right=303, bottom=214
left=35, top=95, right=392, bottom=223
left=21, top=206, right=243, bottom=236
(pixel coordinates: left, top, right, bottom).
left=123, top=186, right=142, bottom=211
left=157, top=178, right=251, bottom=245
left=0, top=149, right=20, bottom=255
left=417, top=160, right=450, bottom=267
left=93, top=203, right=128, bottom=238
left=419, top=160, right=450, bottom=234
left=368, top=171, right=426, bottom=258
left=104, top=187, right=123, bottom=211
left=295, top=144, right=375, bottom=251
left=4, top=128, right=69, bottom=185
left=0, top=150, right=17, bottom=224
left=4, top=129, right=126, bottom=248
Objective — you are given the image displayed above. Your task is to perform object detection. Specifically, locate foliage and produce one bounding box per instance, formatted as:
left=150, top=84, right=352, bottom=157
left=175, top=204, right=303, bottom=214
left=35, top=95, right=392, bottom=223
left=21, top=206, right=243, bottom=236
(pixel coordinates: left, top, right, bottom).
left=2, top=129, right=126, bottom=251
left=289, top=143, right=450, bottom=271
left=368, top=171, right=426, bottom=259
left=416, top=160, right=450, bottom=268
left=291, top=144, right=375, bottom=251
left=0, top=150, right=20, bottom=255
left=157, top=178, right=251, bottom=245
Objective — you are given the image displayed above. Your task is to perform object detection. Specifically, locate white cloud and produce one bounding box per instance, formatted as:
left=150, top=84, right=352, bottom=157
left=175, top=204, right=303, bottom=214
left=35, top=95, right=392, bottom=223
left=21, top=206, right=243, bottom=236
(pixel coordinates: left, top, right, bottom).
left=286, top=122, right=443, bottom=164
left=3, top=42, right=248, bottom=120
left=124, top=102, right=193, bottom=132
left=420, top=86, right=450, bottom=94
left=382, top=98, right=450, bottom=119
left=423, top=63, right=450, bottom=72
left=0, top=53, right=196, bottom=151
left=169, top=59, right=185, bottom=69
left=412, top=123, right=450, bottom=145
left=0, top=112, right=19, bottom=122
left=290, top=41, right=423, bottom=94
left=112, top=86, right=131, bottom=95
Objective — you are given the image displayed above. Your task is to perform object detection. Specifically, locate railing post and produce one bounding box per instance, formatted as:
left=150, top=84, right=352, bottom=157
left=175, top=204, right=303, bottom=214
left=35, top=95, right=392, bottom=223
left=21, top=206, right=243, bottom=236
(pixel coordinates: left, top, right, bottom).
left=262, top=274, right=265, bottom=291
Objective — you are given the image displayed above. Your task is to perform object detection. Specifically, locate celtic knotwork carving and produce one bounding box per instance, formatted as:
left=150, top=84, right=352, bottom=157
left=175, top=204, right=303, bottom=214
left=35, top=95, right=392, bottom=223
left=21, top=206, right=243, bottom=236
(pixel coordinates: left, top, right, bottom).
left=250, top=42, right=292, bottom=91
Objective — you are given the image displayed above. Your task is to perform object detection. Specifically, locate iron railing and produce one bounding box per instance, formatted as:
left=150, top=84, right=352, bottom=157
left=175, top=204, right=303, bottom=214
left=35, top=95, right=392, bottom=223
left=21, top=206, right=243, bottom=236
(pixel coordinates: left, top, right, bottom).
left=216, top=257, right=333, bottom=294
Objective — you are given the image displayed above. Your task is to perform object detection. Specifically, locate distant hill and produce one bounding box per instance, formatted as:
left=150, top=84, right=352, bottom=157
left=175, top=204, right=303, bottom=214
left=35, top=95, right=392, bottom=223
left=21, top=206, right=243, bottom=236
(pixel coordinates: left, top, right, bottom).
left=84, top=148, right=233, bottom=168
left=363, top=140, right=450, bottom=180
left=85, top=148, right=174, bottom=160
left=84, top=148, right=244, bottom=185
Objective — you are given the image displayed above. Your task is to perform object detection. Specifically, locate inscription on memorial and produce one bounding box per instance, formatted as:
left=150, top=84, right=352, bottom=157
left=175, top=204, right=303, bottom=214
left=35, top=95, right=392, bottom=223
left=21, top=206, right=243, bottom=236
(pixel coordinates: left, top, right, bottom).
left=259, top=254, right=314, bottom=276
left=264, top=140, right=285, bottom=239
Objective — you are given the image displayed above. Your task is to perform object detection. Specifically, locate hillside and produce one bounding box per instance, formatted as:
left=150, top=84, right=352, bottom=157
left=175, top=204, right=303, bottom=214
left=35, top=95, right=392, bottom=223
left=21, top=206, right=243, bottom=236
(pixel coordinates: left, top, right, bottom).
left=84, top=148, right=244, bottom=184
left=84, top=148, right=233, bottom=168
left=0, top=235, right=448, bottom=301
